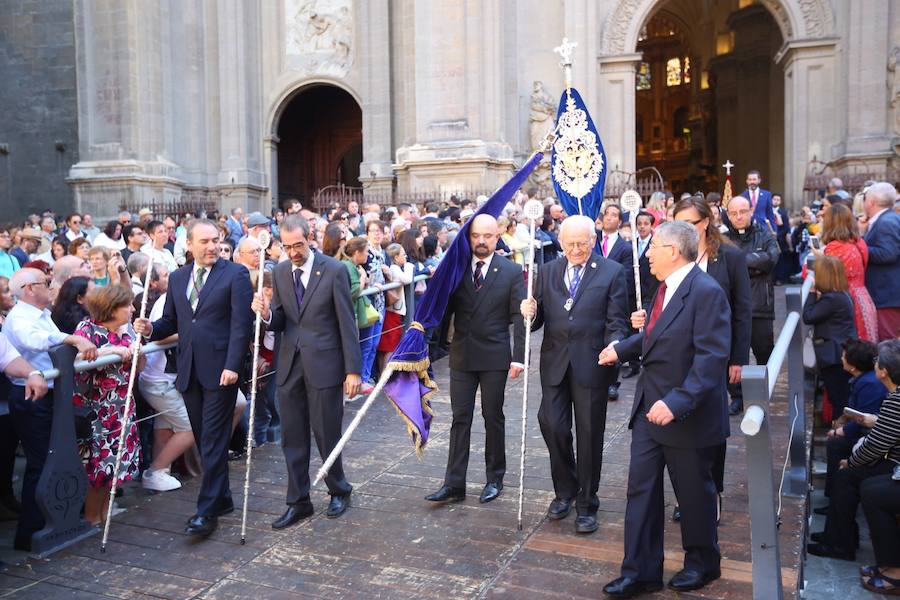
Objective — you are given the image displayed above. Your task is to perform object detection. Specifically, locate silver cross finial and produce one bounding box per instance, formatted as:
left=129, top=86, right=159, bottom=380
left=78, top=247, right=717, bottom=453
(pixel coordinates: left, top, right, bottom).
left=553, top=37, right=577, bottom=67
left=722, top=159, right=734, bottom=176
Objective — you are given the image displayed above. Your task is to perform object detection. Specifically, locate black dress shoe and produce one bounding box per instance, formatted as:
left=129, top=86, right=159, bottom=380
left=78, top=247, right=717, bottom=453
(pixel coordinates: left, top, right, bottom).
left=668, top=568, right=720, bottom=592
left=424, top=485, right=465, bottom=503
left=575, top=515, right=598, bottom=534
left=185, top=515, right=217, bottom=537
left=603, top=576, right=664, bottom=598
left=479, top=482, right=502, bottom=503
left=271, top=504, right=314, bottom=529
left=608, top=384, right=620, bottom=401
left=326, top=494, right=350, bottom=518
left=807, top=542, right=856, bottom=561
left=728, top=399, right=744, bottom=416
left=672, top=505, right=681, bottom=522
left=547, top=497, right=573, bottom=520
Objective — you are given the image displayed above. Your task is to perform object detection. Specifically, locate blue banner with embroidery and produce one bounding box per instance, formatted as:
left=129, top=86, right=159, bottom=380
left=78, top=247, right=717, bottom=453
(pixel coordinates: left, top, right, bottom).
left=550, top=87, right=606, bottom=221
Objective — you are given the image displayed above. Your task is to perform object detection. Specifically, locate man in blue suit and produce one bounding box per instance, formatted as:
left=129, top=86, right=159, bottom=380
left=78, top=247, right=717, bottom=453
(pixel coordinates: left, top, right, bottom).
left=862, top=181, right=900, bottom=340
left=225, top=207, right=244, bottom=248
left=600, top=221, right=731, bottom=597
left=135, top=219, right=253, bottom=537
left=739, top=170, right=780, bottom=233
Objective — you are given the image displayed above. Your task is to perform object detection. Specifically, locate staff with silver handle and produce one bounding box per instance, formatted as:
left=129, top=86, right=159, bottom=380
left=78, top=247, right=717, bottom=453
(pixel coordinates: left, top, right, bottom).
left=240, top=229, right=271, bottom=545
left=516, top=199, right=544, bottom=530
left=619, top=190, right=644, bottom=331
left=100, top=254, right=156, bottom=553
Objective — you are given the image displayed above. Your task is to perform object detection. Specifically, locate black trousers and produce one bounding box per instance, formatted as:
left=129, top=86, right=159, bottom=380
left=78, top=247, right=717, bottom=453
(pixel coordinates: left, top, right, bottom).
left=0, top=414, right=17, bottom=497
left=182, top=371, right=238, bottom=517
left=445, top=369, right=508, bottom=488
left=819, top=364, right=852, bottom=418
left=861, top=474, right=900, bottom=567
left=750, top=317, right=774, bottom=365
left=824, top=435, right=854, bottom=498
left=824, top=461, right=895, bottom=550
left=278, top=374, right=352, bottom=505
left=538, top=366, right=610, bottom=515
left=7, top=386, right=53, bottom=547
left=621, top=416, right=720, bottom=582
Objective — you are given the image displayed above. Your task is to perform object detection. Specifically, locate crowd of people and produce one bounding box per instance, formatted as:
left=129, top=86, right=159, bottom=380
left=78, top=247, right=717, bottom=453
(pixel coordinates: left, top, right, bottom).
left=0, top=170, right=898, bottom=596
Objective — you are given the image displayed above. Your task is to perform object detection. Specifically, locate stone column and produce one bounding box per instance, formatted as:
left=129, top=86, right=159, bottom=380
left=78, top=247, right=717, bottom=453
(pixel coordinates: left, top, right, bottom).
left=778, top=38, right=839, bottom=203
left=394, top=0, right=514, bottom=193
left=597, top=54, right=642, bottom=175
left=358, top=0, right=394, bottom=197
left=263, top=135, right=280, bottom=211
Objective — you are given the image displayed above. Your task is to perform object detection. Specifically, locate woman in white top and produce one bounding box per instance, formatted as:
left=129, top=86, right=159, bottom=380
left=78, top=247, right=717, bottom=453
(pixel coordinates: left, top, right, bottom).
left=92, top=221, right=126, bottom=251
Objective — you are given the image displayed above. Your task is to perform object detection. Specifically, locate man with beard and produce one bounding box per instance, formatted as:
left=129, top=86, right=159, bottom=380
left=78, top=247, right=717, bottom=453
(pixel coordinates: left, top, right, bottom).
left=425, top=214, right=525, bottom=505
left=520, top=215, right=630, bottom=534
left=251, top=214, right=361, bottom=527
left=134, top=219, right=253, bottom=537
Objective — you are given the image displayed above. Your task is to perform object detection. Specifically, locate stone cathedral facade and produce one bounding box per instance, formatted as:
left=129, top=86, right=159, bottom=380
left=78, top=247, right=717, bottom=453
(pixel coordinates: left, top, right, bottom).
left=1, top=0, right=898, bottom=219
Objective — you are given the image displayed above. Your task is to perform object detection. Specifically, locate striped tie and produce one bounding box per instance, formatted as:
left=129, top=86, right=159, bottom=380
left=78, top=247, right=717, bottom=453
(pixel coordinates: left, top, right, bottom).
left=190, top=267, right=206, bottom=311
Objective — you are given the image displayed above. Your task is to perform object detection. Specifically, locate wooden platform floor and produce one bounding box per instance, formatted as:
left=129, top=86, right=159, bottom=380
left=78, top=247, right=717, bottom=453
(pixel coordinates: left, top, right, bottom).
left=0, top=331, right=805, bottom=599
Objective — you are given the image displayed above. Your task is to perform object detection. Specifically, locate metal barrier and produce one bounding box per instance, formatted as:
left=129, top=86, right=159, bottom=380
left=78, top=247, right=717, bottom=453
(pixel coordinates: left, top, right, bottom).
left=739, top=276, right=815, bottom=600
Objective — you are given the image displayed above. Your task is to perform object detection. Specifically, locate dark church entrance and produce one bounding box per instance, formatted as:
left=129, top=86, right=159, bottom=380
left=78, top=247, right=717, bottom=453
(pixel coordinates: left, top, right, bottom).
left=635, top=2, right=785, bottom=196
left=276, top=84, right=362, bottom=208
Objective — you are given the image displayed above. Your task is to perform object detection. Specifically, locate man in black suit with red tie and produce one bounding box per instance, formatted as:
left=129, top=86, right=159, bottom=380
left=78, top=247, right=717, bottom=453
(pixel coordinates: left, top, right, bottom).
left=425, top=214, right=526, bottom=505
left=135, top=219, right=253, bottom=537
left=521, top=215, right=630, bottom=535
left=599, top=220, right=731, bottom=597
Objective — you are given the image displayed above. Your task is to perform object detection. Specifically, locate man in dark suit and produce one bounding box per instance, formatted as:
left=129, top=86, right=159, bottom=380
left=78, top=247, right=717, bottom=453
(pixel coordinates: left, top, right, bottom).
left=425, top=214, right=525, bottom=504
left=135, top=219, right=253, bottom=537
left=600, top=220, right=731, bottom=597
left=739, top=169, right=780, bottom=233
left=252, top=215, right=361, bottom=528
left=862, top=181, right=900, bottom=341
left=520, top=215, right=630, bottom=534
left=597, top=203, right=634, bottom=400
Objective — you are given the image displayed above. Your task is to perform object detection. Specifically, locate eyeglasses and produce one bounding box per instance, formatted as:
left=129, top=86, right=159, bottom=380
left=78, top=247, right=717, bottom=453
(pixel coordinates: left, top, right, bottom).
left=26, top=281, right=48, bottom=288
left=283, top=241, right=308, bottom=252
left=562, top=241, right=592, bottom=251
left=242, top=248, right=261, bottom=254
left=648, top=242, right=674, bottom=251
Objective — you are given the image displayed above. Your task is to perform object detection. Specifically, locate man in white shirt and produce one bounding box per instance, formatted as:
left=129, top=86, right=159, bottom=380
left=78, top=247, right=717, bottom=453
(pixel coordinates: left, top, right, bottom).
left=4, top=268, right=97, bottom=551
left=141, top=220, right=178, bottom=273
left=63, top=213, right=84, bottom=242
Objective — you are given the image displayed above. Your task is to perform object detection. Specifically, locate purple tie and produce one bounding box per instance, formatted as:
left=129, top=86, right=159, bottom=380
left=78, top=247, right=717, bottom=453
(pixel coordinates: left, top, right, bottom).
left=602, top=235, right=609, bottom=256
left=293, top=268, right=305, bottom=309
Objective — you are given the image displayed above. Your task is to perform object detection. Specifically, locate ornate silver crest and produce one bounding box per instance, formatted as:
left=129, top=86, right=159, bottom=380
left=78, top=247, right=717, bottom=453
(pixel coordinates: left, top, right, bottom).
left=552, top=95, right=604, bottom=201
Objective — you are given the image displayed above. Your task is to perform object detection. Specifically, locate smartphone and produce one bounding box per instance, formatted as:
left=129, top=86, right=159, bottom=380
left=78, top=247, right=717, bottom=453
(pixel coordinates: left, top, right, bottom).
left=843, top=407, right=866, bottom=419
left=809, top=235, right=821, bottom=250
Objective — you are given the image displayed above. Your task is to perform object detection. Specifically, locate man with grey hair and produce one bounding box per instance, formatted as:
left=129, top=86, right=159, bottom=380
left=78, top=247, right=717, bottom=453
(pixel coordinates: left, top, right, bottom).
left=127, top=251, right=150, bottom=296
left=4, top=268, right=97, bottom=551
left=600, top=220, right=731, bottom=596
left=862, top=181, right=900, bottom=340
left=520, top=214, right=630, bottom=535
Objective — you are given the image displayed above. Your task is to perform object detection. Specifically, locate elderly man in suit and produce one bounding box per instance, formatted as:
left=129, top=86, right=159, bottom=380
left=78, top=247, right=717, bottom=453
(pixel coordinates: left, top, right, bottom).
left=600, top=220, right=731, bottom=597
left=135, top=219, right=253, bottom=537
left=520, top=215, right=630, bottom=535
left=425, top=214, right=525, bottom=505
left=252, top=215, right=361, bottom=528
left=862, top=181, right=900, bottom=341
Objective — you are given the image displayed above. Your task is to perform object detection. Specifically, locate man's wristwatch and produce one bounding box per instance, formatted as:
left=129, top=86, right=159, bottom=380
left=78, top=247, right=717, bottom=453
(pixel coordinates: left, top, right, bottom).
left=28, top=370, right=45, bottom=379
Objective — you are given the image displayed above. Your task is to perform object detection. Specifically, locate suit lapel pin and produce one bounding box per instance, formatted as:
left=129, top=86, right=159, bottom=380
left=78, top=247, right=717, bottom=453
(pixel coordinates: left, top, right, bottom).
left=591, top=262, right=596, bottom=268
left=493, top=267, right=498, bottom=272
left=315, top=271, right=321, bottom=276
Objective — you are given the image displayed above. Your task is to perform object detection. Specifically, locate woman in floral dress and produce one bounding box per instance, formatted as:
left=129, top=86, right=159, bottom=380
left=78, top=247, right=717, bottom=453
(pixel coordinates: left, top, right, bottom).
left=73, top=284, right=141, bottom=525
left=813, top=203, right=879, bottom=342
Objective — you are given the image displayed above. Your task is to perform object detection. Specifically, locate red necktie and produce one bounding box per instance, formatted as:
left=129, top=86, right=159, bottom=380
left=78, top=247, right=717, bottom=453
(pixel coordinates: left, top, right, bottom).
left=645, top=281, right=667, bottom=337
left=751, top=189, right=758, bottom=210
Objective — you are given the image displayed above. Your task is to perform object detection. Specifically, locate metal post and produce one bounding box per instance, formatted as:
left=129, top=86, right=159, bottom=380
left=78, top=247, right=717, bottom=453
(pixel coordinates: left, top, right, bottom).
left=403, top=279, right=416, bottom=329
left=741, top=364, right=785, bottom=600
left=784, top=286, right=807, bottom=497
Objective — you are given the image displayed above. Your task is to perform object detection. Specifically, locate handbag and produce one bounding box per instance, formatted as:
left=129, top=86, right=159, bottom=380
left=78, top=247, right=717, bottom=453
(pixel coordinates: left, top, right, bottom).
left=384, top=285, right=403, bottom=309
left=356, top=296, right=380, bottom=328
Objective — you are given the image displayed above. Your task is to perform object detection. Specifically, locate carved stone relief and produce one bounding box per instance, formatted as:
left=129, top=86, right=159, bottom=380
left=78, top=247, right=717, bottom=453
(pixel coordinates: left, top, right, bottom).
left=285, top=0, right=353, bottom=76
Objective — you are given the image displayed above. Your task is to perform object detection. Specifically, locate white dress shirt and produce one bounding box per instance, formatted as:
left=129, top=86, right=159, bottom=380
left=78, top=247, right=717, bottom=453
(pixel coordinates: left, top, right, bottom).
left=867, top=207, right=890, bottom=231
left=601, top=231, right=619, bottom=257
left=0, top=331, right=22, bottom=373
left=661, top=261, right=696, bottom=310
left=637, top=234, right=651, bottom=258
left=186, top=261, right=214, bottom=301
left=291, top=250, right=315, bottom=289
left=3, top=300, right=69, bottom=387
left=471, top=253, right=494, bottom=281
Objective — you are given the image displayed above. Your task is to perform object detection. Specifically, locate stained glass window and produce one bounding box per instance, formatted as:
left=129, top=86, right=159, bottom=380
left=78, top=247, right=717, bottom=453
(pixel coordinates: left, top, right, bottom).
left=683, top=57, right=691, bottom=84
left=666, top=58, right=682, bottom=87
left=636, top=62, right=651, bottom=91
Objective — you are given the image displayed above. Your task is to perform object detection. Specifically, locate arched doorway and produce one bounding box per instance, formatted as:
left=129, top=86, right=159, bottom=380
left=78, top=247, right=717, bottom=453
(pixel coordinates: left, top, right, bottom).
left=634, top=2, right=785, bottom=196
left=275, top=84, right=362, bottom=209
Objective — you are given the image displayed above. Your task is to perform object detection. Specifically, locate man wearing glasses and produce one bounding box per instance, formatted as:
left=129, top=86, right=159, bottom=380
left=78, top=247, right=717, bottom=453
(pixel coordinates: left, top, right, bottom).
left=724, top=195, right=779, bottom=415
left=64, top=213, right=85, bottom=242
left=520, top=215, right=630, bottom=535
left=4, top=268, right=98, bottom=550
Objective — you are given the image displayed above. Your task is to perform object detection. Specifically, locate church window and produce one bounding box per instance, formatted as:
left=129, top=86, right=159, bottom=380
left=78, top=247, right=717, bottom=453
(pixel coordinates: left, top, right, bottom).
left=683, top=56, right=691, bottom=84
left=636, top=62, right=651, bottom=91
left=666, top=58, right=682, bottom=86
